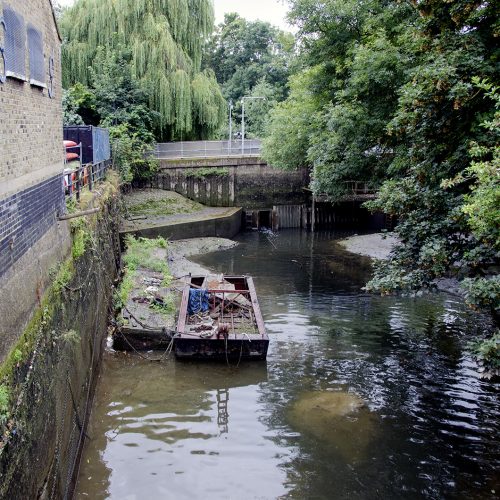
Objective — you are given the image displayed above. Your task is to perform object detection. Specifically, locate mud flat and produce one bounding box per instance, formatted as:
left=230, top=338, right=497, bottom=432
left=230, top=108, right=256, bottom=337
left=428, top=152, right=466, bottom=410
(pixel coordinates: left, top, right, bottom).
left=337, top=233, right=398, bottom=260
left=168, top=237, right=238, bottom=277
left=120, top=189, right=242, bottom=240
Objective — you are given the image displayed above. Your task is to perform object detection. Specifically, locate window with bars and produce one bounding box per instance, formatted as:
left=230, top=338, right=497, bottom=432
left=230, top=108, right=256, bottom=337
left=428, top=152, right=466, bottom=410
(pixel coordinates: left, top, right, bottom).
left=3, top=6, right=26, bottom=81
left=0, top=16, right=6, bottom=84
left=28, top=24, right=44, bottom=87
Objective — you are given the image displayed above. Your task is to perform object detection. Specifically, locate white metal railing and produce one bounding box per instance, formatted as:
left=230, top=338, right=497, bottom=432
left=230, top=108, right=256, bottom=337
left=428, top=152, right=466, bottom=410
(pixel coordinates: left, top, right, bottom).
left=152, top=140, right=262, bottom=159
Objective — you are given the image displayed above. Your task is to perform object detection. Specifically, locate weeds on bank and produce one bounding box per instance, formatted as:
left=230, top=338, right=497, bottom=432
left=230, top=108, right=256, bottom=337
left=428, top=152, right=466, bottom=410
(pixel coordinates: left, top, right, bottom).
left=184, top=167, right=229, bottom=179
left=114, top=270, right=135, bottom=311
left=70, top=217, right=92, bottom=259
left=150, top=294, right=176, bottom=317
left=51, top=260, right=74, bottom=295
left=127, top=197, right=201, bottom=216
left=0, top=385, right=10, bottom=427
left=114, top=236, right=173, bottom=311
left=123, top=235, right=171, bottom=282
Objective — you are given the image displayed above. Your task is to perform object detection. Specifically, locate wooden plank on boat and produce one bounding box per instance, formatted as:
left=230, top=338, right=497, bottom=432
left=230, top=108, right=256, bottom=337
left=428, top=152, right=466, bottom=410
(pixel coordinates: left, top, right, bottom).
left=246, top=276, right=266, bottom=338
left=177, top=286, right=189, bottom=334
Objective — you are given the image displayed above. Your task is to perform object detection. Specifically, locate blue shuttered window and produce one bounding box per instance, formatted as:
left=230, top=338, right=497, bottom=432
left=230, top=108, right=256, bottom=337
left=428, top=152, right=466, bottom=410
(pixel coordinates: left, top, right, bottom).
left=3, top=6, right=26, bottom=81
left=28, top=24, right=44, bottom=87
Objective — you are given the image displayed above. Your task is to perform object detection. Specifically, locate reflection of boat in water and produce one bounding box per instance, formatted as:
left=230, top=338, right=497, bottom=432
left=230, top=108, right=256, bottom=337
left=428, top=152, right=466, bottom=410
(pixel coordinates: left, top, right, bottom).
left=175, top=275, right=269, bottom=361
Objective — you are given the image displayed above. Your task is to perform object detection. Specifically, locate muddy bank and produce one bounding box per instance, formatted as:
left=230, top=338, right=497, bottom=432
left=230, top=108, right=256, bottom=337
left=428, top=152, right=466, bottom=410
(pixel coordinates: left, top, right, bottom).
left=337, top=233, right=398, bottom=260
left=337, top=233, right=468, bottom=298
left=168, top=237, right=239, bottom=277
left=121, top=189, right=241, bottom=235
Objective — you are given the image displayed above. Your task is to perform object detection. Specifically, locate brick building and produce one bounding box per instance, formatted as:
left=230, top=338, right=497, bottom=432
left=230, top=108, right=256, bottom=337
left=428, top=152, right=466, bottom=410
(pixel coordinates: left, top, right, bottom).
left=0, top=0, right=70, bottom=360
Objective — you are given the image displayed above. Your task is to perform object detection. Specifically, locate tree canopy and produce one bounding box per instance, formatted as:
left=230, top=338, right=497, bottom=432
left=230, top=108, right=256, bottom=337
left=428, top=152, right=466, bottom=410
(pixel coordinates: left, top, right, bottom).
left=60, top=0, right=226, bottom=140
left=263, top=0, right=499, bottom=323
left=204, top=12, right=295, bottom=138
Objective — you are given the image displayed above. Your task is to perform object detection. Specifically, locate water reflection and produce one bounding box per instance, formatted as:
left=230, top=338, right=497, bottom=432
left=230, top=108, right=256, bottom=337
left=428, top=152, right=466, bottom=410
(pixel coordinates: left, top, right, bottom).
left=76, top=230, right=499, bottom=499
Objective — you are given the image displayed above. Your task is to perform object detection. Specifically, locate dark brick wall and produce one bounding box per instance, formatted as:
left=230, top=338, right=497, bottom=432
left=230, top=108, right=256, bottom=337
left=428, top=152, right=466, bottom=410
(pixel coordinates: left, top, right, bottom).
left=0, top=174, right=64, bottom=277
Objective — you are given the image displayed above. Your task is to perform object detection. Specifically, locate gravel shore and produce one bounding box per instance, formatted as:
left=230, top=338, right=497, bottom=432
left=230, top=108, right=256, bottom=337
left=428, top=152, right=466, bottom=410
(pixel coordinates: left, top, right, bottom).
left=337, top=233, right=399, bottom=260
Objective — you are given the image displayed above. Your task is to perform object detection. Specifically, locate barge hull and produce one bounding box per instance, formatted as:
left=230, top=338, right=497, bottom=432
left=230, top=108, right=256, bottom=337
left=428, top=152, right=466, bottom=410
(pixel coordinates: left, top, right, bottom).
left=175, top=338, right=269, bottom=360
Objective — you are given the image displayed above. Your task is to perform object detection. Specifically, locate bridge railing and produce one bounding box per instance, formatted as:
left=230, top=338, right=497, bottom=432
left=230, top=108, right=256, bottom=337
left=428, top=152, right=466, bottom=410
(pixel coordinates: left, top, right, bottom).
left=152, top=140, right=262, bottom=159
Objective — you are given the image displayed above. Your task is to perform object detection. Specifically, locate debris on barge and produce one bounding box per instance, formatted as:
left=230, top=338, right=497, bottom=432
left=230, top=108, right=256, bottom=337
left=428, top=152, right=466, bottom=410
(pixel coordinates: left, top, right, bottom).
left=114, top=267, right=269, bottom=360
left=175, top=275, right=269, bottom=360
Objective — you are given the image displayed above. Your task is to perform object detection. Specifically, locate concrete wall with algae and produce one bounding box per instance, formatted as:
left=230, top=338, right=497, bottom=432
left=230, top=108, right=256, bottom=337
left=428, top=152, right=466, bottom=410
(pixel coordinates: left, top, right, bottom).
left=120, top=207, right=242, bottom=242
left=134, top=157, right=309, bottom=209
left=0, top=181, right=121, bottom=500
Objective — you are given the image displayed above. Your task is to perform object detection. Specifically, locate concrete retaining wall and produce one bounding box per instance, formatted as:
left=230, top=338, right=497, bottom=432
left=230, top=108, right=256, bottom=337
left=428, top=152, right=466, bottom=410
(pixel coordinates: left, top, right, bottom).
left=120, top=208, right=242, bottom=241
left=134, top=157, right=309, bottom=209
left=0, top=187, right=121, bottom=499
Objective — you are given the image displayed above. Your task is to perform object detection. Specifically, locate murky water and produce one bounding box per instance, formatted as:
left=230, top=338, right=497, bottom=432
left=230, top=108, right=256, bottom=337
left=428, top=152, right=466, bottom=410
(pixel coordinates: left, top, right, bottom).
left=75, top=231, right=499, bottom=499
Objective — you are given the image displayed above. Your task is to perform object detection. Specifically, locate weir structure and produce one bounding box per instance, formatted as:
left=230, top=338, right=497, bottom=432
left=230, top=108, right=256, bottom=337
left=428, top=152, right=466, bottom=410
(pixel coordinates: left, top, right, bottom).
left=142, top=141, right=390, bottom=232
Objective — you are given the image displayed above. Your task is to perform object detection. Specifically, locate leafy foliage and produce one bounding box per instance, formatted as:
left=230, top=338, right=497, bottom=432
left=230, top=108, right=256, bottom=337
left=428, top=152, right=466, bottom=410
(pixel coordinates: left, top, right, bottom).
left=185, top=167, right=229, bottom=179
left=262, top=68, right=322, bottom=170
left=62, top=83, right=99, bottom=126
left=62, top=89, right=84, bottom=126
left=204, top=13, right=294, bottom=138
left=109, top=124, right=158, bottom=184
left=264, top=0, right=499, bottom=325
left=469, top=330, right=500, bottom=379
left=462, top=276, right=500, bottom=314
left=60, top=0, right=225, bottom=140
left=264, top=0, right=417, bottom=198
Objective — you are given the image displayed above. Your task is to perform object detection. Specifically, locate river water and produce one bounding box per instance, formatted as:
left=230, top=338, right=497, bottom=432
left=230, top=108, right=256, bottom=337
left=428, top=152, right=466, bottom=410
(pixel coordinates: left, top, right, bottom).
left=75, top=230, right=499, bottom=499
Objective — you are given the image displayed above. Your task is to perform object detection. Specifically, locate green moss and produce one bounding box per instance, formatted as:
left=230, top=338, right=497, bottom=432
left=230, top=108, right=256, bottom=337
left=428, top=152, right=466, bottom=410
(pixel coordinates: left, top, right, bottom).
left=11, top=350, right=22, bottom=364
left=184, top=167, right=230, bottom=179
left=61, top=329, right=81, bottom=346
left=126, top=195, right=203, bottom=217
left=0, top=385, right=10, bottom=426
left=0, top=303, right=54, bottom=384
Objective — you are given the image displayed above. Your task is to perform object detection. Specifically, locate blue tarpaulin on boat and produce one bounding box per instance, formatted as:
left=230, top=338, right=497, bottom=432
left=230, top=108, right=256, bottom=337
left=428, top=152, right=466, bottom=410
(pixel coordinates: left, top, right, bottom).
left=187, top=288, right=209, bottom=315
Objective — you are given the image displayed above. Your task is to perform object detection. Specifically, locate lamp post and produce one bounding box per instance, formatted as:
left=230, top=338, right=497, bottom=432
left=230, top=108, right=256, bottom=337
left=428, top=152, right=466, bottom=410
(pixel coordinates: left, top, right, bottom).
left=241, top=96, right=266, bottom=155
left=228, top=100, right=233, bottom=154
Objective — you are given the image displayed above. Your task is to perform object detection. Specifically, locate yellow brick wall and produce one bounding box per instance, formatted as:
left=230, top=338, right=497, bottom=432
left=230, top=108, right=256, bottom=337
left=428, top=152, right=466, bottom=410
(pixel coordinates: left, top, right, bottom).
left=0, top=0, right=63, bottom=199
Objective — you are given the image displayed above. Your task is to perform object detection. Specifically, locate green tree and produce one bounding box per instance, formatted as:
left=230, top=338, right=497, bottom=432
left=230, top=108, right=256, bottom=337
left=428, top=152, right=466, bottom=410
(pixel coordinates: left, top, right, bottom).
left=262, top=67, right=323, bottom=170
left=265, top=0, right=499, bottom=324
left=263, top=0, right=417, bottom=198
left=366, top=0, right=499, bottom=297
left=60, top=0, right=226, bottom=140
left=62, top=89, right=84, bottom=126
left=204, top=12, right=294, bottom=137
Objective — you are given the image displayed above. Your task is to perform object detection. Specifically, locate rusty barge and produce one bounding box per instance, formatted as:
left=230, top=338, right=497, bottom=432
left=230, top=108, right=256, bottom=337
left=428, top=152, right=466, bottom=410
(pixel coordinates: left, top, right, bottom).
left=175, top=275, right=269, bottom=360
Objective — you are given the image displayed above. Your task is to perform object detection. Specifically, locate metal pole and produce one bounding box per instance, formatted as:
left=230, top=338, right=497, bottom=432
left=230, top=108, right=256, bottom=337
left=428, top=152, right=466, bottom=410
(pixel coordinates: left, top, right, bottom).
left=241, top=100, right=245, bottom=155
left=228, top=100, right=233, bottom=154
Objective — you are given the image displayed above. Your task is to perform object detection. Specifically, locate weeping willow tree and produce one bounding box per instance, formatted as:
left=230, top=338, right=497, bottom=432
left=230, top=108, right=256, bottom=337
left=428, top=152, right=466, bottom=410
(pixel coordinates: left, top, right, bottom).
left=60, top=0, right=226, bottom=139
